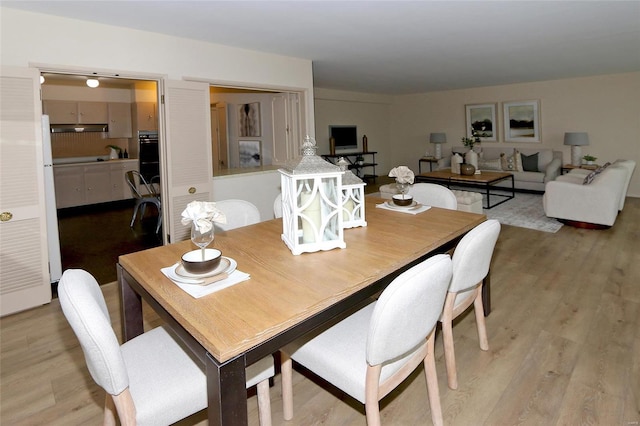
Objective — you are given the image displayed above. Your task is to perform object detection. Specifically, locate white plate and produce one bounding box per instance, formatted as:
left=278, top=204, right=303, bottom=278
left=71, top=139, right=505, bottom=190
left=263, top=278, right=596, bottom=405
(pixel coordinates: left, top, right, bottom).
left=384, top=200, right=421, bottom=210
left=175, top=257, right=237, bottom=279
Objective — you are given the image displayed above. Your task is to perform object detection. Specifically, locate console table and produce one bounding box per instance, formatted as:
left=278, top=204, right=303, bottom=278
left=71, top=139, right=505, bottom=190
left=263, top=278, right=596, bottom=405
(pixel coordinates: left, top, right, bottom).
left=322, top=152, right=378, bottom=182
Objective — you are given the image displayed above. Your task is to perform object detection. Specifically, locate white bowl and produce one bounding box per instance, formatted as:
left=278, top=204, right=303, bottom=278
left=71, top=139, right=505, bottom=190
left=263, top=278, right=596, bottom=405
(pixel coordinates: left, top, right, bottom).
left=181, top=248, right=222, bottom=274
left=392, top=194, right=413, bottom=206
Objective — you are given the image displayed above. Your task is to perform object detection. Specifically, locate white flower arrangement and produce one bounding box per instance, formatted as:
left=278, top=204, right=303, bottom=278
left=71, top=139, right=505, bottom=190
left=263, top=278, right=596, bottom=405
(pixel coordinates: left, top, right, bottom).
left=181, top=201, right=227, bottom=233
left=388, top=166, right=415, bottom=184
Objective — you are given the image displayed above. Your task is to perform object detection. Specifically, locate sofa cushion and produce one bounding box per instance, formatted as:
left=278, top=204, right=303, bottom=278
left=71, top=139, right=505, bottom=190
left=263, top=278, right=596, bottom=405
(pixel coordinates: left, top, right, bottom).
left=511, top=171, right=545, bottom=184
left=521, top=152, right=539, bottom=172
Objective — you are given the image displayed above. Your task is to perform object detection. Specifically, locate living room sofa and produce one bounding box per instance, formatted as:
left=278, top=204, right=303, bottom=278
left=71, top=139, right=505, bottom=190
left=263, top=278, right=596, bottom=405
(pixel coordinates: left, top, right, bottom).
left=542, top=160, right=636, bottom=228
left=436, top=146, right=563, bottom=192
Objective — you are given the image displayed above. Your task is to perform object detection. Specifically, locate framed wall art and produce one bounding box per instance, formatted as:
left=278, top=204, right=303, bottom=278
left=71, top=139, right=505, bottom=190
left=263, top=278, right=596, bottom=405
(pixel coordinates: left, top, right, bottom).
left=465, top=103, right=497, bottom=142
left=503, top=100, right=540, bottom=143
left=238, top=102, right=261, bottom=137
left=238, top=140, right=261, bottom=167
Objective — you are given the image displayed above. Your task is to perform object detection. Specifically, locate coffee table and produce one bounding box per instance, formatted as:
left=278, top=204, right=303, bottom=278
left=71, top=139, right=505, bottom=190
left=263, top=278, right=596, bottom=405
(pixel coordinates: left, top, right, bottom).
left=416, top=169, right=514, bottom=209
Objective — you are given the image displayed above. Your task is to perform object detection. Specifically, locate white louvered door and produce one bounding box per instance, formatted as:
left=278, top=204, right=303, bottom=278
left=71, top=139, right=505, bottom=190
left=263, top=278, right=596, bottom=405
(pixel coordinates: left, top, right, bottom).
left=0, top=67, right=52, bottom=316
left=163, top=80, right=213, bottom=243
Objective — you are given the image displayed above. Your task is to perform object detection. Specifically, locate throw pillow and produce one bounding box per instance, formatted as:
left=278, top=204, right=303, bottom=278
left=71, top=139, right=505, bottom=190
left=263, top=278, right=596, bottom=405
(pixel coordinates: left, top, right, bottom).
left=521, top=152, right=539, bottom=172
left=500, top=150, right=524, bottom=172
left=583, top=171, right=598, bottom=185
left=513, top=149, right=524, bottom=172
left=478, top=158, right=502, bottom=171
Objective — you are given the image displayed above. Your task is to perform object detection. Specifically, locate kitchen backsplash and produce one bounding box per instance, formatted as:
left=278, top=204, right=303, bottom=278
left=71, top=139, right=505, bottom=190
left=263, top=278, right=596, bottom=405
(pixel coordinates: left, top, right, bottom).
left=51, top=132, right=130, bottom=158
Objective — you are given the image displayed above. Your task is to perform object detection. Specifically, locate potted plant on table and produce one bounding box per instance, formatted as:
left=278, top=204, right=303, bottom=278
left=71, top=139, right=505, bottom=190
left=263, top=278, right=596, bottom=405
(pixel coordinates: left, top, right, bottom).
left=583, top=155, right=597, bottom=165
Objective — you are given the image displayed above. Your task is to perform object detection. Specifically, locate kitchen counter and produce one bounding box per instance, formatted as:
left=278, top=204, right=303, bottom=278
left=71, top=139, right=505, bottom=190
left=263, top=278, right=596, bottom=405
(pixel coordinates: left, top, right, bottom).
left=53, top=157, right=136, bottom=166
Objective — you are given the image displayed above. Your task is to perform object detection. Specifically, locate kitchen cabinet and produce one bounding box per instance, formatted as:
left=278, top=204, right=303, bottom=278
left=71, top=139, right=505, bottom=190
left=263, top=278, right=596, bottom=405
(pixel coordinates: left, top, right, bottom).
left=44, top=101, right=108, bottom=124
left=108, top=102, right=133, bottom=138
left=43, top=100, right=77, bottom=124
left=134, top=102, right=158, bottom=131
left=53, top=166, right=84, bottom=208
left=83, top=164, right=111, bottom=204
left=53, top=160, right=138, bottom=208
left=78, top=101, right=108, bottom=124
left=110, top=160, right=138, bottom=200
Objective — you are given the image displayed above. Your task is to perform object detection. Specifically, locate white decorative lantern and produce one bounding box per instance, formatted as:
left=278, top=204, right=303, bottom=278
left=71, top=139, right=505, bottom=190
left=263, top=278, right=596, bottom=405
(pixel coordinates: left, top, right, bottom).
left=337, top=157, right=367, bottom=229
left=279, top=136, right=346, bottom=255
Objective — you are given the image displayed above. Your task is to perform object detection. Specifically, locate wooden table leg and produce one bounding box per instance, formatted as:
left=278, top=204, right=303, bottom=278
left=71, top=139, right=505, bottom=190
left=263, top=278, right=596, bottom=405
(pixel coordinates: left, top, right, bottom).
left=118, top=264, right=143, bottom=342
left=207, top=353, right=248, bottom=426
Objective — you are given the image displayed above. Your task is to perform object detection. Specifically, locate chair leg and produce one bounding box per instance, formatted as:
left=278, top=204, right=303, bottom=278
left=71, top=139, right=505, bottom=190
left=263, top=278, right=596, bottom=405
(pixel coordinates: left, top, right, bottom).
left=103, top=393, right=117, bottom=426
left=473, top=287, right=489, bottom=351
left=364, top=364, right=382, bottom=426
left=281, top=352, right=294, bottom=421
left=130, top=204, right=140, bottom=228
left=155, top=213, right=162, bottom=234
left=256, top=379, right=272, bottom=426
left=441, top=294, right=458, bottom=390
left=111, top=388, right=136, bottom=426
left=423, top=333, right=444, bottom=426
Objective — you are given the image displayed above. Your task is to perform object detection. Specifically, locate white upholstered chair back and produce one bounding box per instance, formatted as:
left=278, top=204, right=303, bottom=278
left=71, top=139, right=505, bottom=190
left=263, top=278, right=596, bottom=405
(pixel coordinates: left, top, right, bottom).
left=214, top=199, right=261, bottom=231
left=58, top=269, right=129, bottom=396
left=409, top=183, right=457, bottom=209
left=367, top=254, right=451, bottom=365
left=273, top=193, right=283, bottom=219
left=450, top=219, right=501, bottom=295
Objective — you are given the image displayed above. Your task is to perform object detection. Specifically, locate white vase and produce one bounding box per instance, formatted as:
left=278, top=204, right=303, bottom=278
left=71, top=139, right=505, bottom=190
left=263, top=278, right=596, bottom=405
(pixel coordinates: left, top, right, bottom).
left=109, top=148, right=118, bottom=160
left=465, top=150, right=478, bottom=170
left=451, top=153, right=463, bottom=174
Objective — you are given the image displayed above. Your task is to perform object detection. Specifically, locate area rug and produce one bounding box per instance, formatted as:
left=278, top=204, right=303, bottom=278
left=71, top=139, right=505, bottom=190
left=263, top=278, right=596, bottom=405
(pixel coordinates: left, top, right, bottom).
left=483, top=192, right=563, bottom=233
left=368, top=191, right=562, bottom=233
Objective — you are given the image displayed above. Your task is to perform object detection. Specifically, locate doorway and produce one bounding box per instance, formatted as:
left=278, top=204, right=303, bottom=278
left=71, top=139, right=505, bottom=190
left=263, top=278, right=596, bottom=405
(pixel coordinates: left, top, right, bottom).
left=41, top=72, right=163, bottom=284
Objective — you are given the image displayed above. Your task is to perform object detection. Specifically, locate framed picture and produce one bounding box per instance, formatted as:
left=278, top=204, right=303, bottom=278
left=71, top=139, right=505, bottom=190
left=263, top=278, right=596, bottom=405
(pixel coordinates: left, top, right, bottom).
left=465, top=103, right=497, bottom=142
left=503, top=100, right=541, bottom=142
left=238, top=140, right=261, bottom=167
left=238, top=102, right=261, bottom=137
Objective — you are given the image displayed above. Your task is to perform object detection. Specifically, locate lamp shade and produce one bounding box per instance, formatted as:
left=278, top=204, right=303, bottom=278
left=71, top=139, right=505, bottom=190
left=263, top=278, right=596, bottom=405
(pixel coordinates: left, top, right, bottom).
left=563, top=132, right=589, bottom=146
left=429, top=133, right=447, bottom=144
left=564, top=132, right=589, bottom=166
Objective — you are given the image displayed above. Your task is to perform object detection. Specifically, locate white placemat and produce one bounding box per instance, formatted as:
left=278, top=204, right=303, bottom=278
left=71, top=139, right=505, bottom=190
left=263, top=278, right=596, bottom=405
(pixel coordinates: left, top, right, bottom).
left=161, top=264, right=250, bottom=298
left=376, top=202, right=431, bottom=215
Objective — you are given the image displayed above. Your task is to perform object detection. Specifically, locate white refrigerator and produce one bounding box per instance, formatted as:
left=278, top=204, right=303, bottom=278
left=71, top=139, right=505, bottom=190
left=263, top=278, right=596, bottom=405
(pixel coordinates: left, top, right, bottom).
left=42, top=115, right=62, bottom=283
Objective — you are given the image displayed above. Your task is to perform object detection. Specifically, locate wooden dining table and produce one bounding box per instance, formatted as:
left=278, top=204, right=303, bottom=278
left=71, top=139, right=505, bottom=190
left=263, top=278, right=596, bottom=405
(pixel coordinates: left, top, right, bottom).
left=118, top=197, right=487, bottom=426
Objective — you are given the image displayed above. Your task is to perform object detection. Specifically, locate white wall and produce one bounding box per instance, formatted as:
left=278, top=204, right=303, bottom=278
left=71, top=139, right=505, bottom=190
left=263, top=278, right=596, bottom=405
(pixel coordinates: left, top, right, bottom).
left=1, top=6, right=315, bottom=209
left=314, top=88, right=393, bottom=177
left=211, top=171, right=281, bottom=220
left=388, top=72, right=640, bottom=197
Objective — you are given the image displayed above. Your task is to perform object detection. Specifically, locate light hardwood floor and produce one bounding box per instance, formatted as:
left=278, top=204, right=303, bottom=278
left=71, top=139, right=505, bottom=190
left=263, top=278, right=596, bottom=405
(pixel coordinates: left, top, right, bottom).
left=2, top=197, right=639, bottom=425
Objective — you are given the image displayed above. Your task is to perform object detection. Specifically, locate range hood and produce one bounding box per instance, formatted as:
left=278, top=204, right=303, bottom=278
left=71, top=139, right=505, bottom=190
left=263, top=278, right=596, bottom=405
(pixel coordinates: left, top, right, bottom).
left=50, top=124, right=108, bottom=133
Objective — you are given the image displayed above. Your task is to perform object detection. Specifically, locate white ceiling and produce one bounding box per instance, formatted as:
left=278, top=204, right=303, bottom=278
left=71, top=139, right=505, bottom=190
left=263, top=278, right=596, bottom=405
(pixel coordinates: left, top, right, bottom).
left=5, top=1, right=640, bottom=94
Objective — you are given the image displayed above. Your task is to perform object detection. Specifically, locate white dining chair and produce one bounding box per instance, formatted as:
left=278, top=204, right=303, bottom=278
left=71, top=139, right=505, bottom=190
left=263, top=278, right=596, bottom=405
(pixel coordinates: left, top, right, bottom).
left=439, top=219, right=500, bottom=390
left=214, top=199, right=261, bottom=231
left=273, top=193, right=283, bottom=219
left=58, top=269, right=275, bottom=426
left=409, top=183, right=458, bottom=209
left=280, top=254, right=452, bottom=426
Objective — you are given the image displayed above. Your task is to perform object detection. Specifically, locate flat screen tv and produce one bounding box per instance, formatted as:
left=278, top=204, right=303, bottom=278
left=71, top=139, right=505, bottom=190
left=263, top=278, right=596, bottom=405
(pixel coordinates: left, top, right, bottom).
left=329, top=125, right=358, bottom=151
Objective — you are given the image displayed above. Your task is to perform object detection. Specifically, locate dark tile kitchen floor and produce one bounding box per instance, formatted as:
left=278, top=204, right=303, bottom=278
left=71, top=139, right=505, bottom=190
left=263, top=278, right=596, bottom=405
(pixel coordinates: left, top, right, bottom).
left=57, top=200, right=162, bottom=286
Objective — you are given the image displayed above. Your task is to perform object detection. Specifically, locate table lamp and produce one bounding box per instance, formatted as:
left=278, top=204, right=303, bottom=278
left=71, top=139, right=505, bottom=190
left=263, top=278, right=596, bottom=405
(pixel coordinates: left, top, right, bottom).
left=564, top=132, right=589, bottom=166
left=430, top=133, right=447, bottom=159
